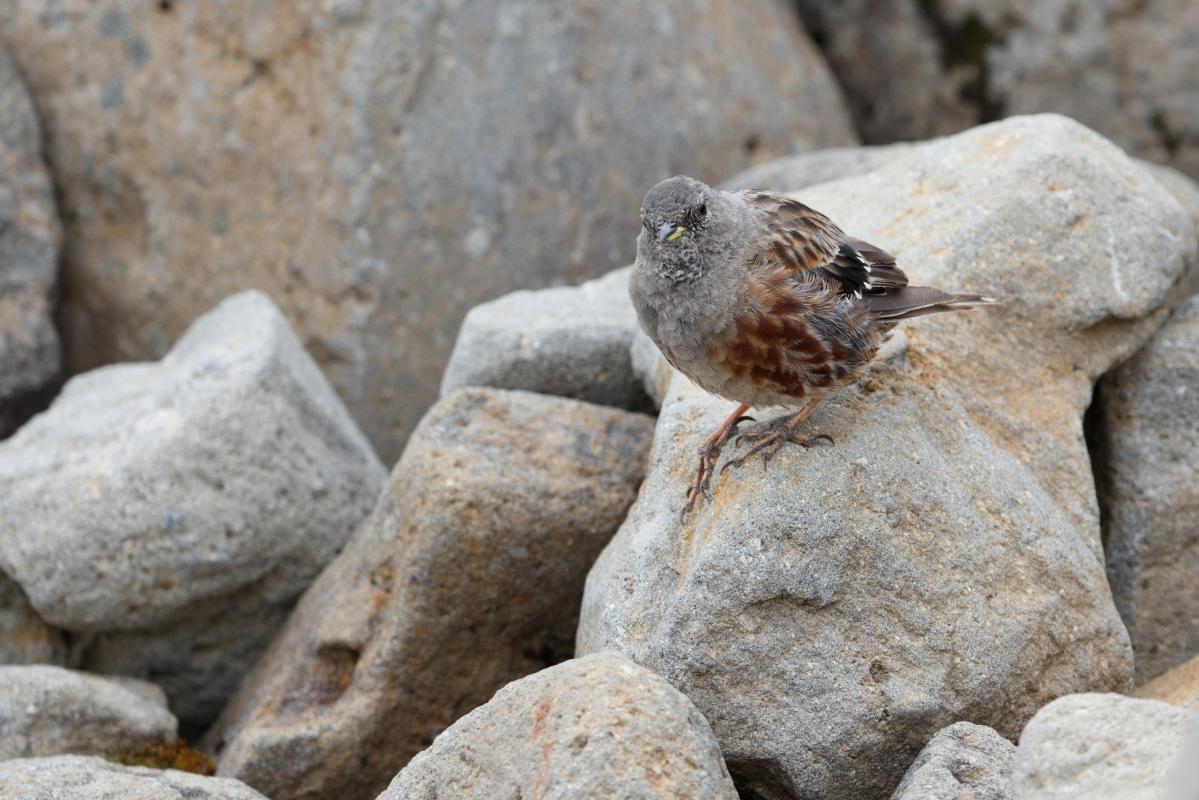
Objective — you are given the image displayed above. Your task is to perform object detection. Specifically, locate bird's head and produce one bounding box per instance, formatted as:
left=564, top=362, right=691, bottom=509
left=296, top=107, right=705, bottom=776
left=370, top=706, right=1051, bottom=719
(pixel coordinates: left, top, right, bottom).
left=637, top=176, right=724, bottom=284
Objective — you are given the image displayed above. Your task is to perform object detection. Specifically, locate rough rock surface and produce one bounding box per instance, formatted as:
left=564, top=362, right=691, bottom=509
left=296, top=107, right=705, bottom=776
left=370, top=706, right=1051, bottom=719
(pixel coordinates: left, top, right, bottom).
left=0, top=0, right=854, bottom=462
left=379, top=653, right=737, bottom=800
left=1011, top=693, right=1198, bottom=800
left=796, top=0, right=1199, bottom=180
left=0, top=755, right=267, bottom=799
left=441, top=267, right=648, bottom=410
left=0, top=665, right=176, bottom=760
left=891, top=722, right=1014, bottom=800
left=0, top=291, right=386, bottom=725
left=0, top=574, right=66, bottom=666
left=207, top=388, right=654, bottom=800
left=0, top=45, right=61, bottom=437
left=1097, top=297, right=1199, bottom=683
left=1134, top=654, right=1199, bottom=711
left=579, top=115, right=1195, bottom=800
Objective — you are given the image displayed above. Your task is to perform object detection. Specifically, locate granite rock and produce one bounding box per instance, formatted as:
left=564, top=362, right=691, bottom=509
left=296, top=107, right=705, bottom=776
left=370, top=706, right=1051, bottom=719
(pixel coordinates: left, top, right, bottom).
left=0, top=291, right=386, bottom=725
left=0, top=666, right=176, bottom=761
left=0, top=44, right=60, bottom=437
left=1097, top=297, right=1199, bottom=682
left=441, top=267, right=648, bottom=410
left=579, top=115, right=1194, bottom=799
left=0, top=0, right=854, bottom=461
left=378, top=653, right=737, bottom=800
left=0, top=755, right=267, bottom=799
left=1133, top=654, right=1199, bottom=712
left=891, top=722, right=1014, bottom=800
left=1011, top=693, right=1198, bottom=800
left=208, top=388, right=653, bottom=800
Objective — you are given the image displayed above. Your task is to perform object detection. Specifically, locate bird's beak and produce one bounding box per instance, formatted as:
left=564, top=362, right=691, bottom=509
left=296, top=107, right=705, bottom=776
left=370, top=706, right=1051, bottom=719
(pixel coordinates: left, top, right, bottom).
left=657, top=223, right=685, bottom=243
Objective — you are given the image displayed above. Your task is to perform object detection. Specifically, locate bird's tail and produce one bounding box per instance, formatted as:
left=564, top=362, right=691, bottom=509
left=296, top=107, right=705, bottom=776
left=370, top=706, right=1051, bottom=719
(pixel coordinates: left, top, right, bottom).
left=863, top=287, right=997, bottom=322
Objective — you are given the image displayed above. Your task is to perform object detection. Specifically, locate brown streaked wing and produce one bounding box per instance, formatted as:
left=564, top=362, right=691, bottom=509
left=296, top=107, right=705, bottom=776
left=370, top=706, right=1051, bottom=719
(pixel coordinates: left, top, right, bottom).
left=747, top=192, right=909, bottom=296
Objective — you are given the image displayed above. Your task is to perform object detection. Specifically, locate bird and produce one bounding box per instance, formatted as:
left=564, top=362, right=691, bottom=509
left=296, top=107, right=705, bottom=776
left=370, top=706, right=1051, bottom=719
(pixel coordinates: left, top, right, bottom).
left=628, top=175, right=995, bottom=515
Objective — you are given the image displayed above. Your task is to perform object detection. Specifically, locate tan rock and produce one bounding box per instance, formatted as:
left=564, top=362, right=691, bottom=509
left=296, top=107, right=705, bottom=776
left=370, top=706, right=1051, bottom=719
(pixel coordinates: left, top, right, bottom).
left=379, top=654, right=738, bottom=800
left=0, top=0, right=854, bottom=461
left=1133, top=655, right=1199, bottom=712
left=207, top=388, right=654, bottom=800
left=578, top=115, right=1194, bottom=799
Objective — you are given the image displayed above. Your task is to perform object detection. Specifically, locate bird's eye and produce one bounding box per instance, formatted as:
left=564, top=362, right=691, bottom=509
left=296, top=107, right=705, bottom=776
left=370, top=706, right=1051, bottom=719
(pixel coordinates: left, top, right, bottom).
left=696, top=202, right=707, bottom=217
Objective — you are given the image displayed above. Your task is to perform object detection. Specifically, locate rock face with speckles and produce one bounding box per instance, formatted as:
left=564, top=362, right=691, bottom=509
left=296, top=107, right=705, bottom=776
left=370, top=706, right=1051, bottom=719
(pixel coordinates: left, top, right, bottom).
left=891, top=722, right=1014, bottom=800
left=1096, top=296, right=1199, bottom=684
left=377, top=653, right=738, bottom=800
left=0, top=755, right=268, bottom=799
left=206, top=388, right=653, bottom=800
left=441, top=267, right=649, bottom=410
left=0, top=0, right=855, bottom=462
left=1011, top=693, right=1199, bottom=800
left=578, top=115, right=1196, bottom=800
left=0, top=291, right=386, bottom=727
left=0, top=44, right=60, bottom=438
left=0, top=665, right=177, bottom=760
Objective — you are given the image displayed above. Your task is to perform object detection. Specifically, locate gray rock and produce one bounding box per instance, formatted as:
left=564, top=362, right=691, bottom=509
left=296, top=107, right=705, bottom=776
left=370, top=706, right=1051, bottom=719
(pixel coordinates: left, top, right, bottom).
left=892, top=722, right=1015, bottom=800
left=579, top=115, right=1195, bottom=800
left=0, top=45, right=60, bottom=437
left=722, top=142, right=920, bottom=194
left=441, top=267, right=649, bottom=410
left=797, top=0, right=1199, bottom=181
left=0, top=574, right=66, bottom=666
left=379, top=653, right=737, bottom=800
left=1011, top=693, right=1198, bottom=800
left=0, top=755, right=267, bottom=799
left=0, top=0, right=855, bottom=463
left=207, top=388, right=654, bottom=800
left=1097, top=297, right=1199, bottom=683
left=1141, top=163, right=1199, bottom=298
left=0, top=291, right=386, bottom=725
left=0, top=665, right=176, bottom=760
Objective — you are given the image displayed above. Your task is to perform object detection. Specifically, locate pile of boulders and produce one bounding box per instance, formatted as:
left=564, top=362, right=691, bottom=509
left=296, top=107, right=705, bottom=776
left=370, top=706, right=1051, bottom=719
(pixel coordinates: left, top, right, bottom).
left=2, top=2, right=1199, bottom=798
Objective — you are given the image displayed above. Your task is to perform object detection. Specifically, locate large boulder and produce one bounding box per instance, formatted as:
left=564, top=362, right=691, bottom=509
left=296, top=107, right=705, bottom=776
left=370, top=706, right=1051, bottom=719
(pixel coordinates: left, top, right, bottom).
left=1011, top=693, right=1198, bottom=800
left=379, top=653, right=737, bottom=800
left=207, top=388, right=654, bottom=800
left=0, top=755, right=267, bottom=799
left=441, top=267, right=648, bottom=411
left=796, top=0, right=1199, bottom=180
left=0, top=665, right=176, bottom=761
left=891, top=722, right=1015, bottom=800
left=0, top=575, right=65, bottom=666
left=578, top=115, right=1195, bottom=799
left=0, top=45, right=60, bottom=437
left=0, top=291, right=386, bottom=726
left=1096, top=297, right=1199, bottom=683
left=0, top=0, right=855, bottom=462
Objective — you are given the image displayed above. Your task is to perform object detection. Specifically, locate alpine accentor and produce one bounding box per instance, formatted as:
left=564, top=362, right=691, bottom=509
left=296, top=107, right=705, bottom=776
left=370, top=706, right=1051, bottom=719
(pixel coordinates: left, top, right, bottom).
left=629, top=175, right=995, bottom=514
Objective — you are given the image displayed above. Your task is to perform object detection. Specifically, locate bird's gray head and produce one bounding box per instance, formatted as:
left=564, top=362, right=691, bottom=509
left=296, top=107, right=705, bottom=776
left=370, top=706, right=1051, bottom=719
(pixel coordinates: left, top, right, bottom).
left=637, top=176, right=733, bottom=284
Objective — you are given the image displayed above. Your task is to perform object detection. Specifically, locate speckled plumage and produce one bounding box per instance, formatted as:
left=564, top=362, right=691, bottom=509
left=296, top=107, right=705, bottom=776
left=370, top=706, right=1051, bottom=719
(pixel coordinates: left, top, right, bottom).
left=630, top=175, right=994, bottom=512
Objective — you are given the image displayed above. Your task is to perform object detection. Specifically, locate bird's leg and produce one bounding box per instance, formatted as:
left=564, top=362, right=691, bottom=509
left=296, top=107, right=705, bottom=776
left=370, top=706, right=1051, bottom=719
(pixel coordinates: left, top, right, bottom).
left=722, top=399, right=829, bottom=474
left=683, top=402, right=753, bottom=515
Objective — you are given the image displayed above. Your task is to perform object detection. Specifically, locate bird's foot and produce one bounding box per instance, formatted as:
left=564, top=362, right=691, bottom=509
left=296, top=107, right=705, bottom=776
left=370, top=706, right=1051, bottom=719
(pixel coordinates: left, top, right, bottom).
left=721, top=429, right=833, bottom=474
left=681, top=413, right=755, bottom=519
